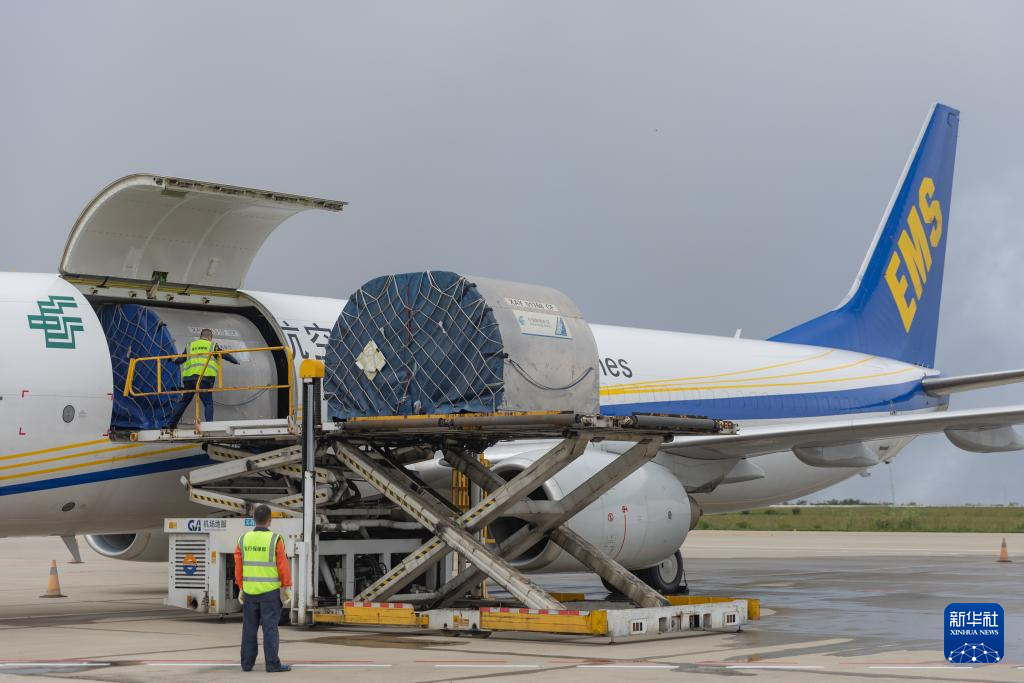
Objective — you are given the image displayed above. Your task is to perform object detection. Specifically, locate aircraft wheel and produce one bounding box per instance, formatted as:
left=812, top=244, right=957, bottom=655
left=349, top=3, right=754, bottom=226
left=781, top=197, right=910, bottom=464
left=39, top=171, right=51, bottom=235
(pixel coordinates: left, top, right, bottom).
left=635, top=550, right=685, bottom=594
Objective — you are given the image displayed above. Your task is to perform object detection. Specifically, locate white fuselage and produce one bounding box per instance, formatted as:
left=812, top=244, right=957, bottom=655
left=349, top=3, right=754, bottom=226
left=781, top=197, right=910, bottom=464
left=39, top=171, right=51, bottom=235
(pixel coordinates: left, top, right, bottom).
left=0, top=273, right=945, bottom=536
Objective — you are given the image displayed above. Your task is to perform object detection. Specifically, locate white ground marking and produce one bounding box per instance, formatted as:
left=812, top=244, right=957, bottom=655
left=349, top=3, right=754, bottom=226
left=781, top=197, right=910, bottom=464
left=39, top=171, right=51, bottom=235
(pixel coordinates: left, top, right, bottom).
left=577, top=664, right=677, bottom=669
left=869, top=666, right=975, bottom=669
left=725, top=665, right=825, bottom=669
left=434, top=664, right=541, bottom=669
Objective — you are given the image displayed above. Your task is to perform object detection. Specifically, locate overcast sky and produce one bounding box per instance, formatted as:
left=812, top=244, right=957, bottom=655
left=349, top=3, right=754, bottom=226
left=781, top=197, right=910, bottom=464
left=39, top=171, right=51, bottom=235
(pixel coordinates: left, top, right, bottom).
left=4, top=1, right=1024, bottom=503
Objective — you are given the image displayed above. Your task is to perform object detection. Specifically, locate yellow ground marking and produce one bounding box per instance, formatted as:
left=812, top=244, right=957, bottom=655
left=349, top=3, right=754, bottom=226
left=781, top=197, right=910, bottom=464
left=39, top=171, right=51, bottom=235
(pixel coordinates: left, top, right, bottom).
left=604, top=355, right=877, bottom=394
left=0, top=444, right=196, bottom=482
left=601, top=349, right=835, bottom=389
left=0, top=437, right=112, bottom=462
left=0, top=443, right=141, bottom=472
left=599, top=366, right=920, bottom=397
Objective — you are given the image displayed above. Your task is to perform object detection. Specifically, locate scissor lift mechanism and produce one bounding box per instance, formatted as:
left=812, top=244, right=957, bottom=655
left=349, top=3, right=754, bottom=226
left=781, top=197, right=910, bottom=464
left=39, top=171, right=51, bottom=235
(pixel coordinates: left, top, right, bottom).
left=145, top=365, right=754, bottom=640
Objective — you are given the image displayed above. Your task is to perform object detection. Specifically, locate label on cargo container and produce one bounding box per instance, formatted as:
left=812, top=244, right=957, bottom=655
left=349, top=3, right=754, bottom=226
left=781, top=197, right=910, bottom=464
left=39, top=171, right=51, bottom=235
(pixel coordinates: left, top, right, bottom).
left=356, top=339, right=387, bottom=380
left=505, top=297, right=559, bottom=312
left=188, top=326, right=240, bottom=338
left=513, top=310, right=572, bottom=339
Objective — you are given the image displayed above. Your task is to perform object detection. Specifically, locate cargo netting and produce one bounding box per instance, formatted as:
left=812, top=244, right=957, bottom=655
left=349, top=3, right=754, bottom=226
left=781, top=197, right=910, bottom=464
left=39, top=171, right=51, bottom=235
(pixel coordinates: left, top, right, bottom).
left=98, top=303, right=182, bottom=429
left=325, top=272, right=505, bottom=419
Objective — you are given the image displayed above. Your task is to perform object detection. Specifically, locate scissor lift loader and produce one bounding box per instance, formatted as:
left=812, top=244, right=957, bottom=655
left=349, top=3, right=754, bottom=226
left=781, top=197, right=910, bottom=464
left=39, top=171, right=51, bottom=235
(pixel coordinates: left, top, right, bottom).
left=148, top=271, right=759, bottom=641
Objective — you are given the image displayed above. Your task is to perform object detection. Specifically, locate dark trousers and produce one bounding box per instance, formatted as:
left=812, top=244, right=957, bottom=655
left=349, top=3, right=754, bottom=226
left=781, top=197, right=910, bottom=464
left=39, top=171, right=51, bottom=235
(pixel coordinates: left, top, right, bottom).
left=241, top=589, right=282, bottom=671
left=173, top=376, right=216, bottom=423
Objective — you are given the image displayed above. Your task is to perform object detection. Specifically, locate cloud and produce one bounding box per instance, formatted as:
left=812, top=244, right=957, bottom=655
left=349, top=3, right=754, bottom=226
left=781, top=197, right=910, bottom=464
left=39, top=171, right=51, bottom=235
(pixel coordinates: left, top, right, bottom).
left=3, top=1, right=1024, bottom=503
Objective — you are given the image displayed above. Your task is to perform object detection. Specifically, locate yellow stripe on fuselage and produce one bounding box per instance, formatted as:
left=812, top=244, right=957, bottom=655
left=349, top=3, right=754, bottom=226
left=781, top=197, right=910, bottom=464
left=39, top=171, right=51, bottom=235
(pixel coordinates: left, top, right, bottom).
left=599, top=366, right=920, bottom=398
left=0, top=444, right=196, bottom=482
left=602, top=355, right=878, bottom=394
left=600, top=348, right=836, bottom=390
left=0, top=437, right=112, bottom=462
left=0, top=443, right=141, bottom=472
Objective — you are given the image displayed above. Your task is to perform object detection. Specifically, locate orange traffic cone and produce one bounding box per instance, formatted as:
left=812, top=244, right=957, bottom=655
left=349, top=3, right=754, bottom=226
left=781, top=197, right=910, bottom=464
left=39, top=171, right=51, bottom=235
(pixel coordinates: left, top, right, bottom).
left=998, top=538, right=1012, bottom=563
left=40, top=560, right=66, bottom=598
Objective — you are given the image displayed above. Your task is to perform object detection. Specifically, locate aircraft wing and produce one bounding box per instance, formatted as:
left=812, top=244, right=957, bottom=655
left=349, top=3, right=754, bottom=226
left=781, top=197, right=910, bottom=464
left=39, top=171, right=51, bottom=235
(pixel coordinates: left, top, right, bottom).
left=662, top=404, right=1024, bottom=464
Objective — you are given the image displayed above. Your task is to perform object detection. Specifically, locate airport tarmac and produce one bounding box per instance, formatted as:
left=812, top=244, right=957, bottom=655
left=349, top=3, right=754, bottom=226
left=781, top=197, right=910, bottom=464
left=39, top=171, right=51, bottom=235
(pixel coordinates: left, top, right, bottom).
left=0, top=531, right=1020, bottom=682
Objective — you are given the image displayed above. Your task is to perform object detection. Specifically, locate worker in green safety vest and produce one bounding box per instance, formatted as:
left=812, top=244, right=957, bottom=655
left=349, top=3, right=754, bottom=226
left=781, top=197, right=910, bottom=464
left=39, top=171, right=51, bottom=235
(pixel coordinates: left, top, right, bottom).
left=171, top=328, right=239, bottom=424
left=235, top=504, right=293, bottom=672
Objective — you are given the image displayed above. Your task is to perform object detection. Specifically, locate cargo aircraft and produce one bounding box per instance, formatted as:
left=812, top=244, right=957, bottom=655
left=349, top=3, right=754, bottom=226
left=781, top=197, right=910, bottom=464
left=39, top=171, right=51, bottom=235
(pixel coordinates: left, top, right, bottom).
left=2, top=103, right=1020, bottom=593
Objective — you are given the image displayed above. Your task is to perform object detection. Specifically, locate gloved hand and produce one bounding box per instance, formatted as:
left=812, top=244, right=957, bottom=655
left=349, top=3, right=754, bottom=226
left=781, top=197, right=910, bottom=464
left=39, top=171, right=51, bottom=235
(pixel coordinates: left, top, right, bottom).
left=238, top=592, right=245, bottom=604
left=281, top=587, right=293, bottom=605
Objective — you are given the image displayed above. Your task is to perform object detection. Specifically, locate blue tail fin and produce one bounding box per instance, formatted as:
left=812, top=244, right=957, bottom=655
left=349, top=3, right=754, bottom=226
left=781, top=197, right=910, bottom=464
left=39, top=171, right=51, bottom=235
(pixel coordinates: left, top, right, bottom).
left=770, top=103, right=959, bottom=367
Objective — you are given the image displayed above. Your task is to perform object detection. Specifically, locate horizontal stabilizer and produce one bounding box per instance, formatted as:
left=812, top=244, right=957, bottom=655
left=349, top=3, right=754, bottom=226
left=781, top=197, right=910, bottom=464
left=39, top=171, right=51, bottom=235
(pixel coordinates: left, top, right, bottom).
left=922, top=368, right=1024, bottom=395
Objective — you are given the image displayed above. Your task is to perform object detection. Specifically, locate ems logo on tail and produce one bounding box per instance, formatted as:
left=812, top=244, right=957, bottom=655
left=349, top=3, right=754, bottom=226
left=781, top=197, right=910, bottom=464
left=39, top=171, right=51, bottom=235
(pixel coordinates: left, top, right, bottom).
left=885, top=177, right=944, bottom=332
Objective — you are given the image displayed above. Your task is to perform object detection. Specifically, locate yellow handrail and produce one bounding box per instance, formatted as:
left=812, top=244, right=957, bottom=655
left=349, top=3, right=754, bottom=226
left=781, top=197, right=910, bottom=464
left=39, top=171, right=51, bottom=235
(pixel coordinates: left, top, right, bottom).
left=123, top=345, right=295, bottom=426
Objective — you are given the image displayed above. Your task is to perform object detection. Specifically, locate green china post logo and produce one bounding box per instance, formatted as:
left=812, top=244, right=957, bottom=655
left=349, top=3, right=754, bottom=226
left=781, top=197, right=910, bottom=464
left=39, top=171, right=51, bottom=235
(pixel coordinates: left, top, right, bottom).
left=27, top=296, right=84, bottom=349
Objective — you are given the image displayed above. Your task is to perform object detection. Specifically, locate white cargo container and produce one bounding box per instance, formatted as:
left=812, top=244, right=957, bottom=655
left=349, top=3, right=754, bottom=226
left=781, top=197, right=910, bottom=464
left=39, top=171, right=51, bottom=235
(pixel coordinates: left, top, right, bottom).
left=325, top=271, right=600, bottom=419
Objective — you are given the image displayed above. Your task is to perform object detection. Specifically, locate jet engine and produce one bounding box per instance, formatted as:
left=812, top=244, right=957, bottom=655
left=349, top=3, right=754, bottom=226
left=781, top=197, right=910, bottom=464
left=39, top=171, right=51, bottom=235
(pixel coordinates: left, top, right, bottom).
left=486, top=445, right=696, bottom=577
left=85, top=530, right=168, bottom=562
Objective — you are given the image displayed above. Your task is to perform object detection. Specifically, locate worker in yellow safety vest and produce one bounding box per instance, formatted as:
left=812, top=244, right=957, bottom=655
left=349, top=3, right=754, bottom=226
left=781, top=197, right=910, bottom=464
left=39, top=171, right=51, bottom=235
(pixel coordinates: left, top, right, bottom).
left=235, top=504, right=293, bottom=672
left=172, top=328, right=239, bottom=424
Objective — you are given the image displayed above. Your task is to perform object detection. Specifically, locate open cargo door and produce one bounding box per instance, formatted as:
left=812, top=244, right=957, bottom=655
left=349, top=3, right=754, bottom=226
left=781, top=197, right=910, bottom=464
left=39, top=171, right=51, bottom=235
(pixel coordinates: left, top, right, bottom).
left=60, top=174, right=346, bottom=296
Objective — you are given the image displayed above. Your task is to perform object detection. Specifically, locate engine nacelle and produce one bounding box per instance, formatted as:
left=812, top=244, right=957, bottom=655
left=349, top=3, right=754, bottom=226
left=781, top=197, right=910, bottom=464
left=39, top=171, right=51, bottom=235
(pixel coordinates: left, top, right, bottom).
left=85, top=530, right=168, bottom=562
left=488, top=445, right=694, bottom=572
